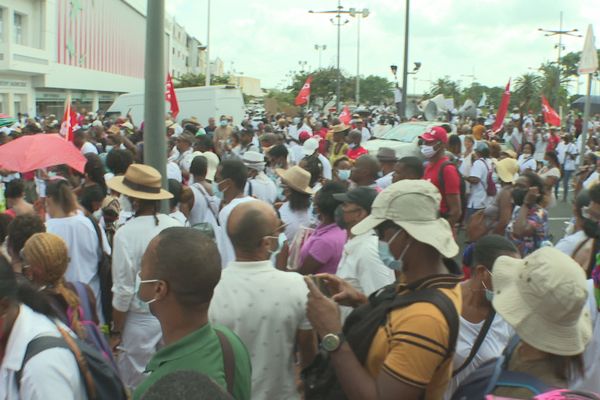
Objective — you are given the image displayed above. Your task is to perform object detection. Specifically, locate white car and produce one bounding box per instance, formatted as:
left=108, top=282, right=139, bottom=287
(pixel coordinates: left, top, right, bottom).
left=363, top=121, right=455, bottom=159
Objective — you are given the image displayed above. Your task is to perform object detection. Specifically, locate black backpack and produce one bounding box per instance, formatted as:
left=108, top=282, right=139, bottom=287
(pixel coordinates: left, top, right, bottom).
left=438, top=161, right=467, bottom=217
left=302, top=283, right=459, bottom=400
left=16, top=327, right=127, bottom=400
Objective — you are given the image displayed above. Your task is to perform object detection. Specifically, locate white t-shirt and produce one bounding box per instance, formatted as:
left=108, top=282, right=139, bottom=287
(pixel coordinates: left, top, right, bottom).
left=111, top=214, right=182, bottom=313
left=318, top=153, right=333, bottom=180
left=468, top=158, right=493, bottom=209
left=555, top=230, right=588, bottom=257
left=46, top=214, right=110, bottom=323
left=209, top=260, right=310, bottom=400
left=376, top=171, right=394, bottom=190
left=80, top=141, right=98, bottom=155
left=360, top=127, right=371, bottom=143
left=279, top=201, right=313, bottom=241
left=245, top=173, right=277, bottom=204
left=583, top=171, right=600, bottom=189
left=166, top=161, right=183, bottom=183
left=189, top=183, right=220, bottom=228
left=517, top=154, right=537, bottom=173
left=556, top=142, right=578, bottom=171
left=443, top=313, right=514, bottom=399
left=217, top=196, right=257, bottom=268
left=287, top=142, right=305, bottom=166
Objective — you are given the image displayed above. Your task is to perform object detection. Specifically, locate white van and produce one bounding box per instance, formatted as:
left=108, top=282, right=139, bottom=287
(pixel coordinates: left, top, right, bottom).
left=107, top=85, right=245, bottom=126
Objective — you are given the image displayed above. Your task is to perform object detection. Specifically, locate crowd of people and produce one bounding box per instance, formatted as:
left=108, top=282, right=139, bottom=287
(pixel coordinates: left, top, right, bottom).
left=0, top=106, right=599, bottom=400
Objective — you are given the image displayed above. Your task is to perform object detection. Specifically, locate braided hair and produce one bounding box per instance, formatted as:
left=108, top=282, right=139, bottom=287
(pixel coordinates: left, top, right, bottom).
left=23, top=233, right=85, bottom=338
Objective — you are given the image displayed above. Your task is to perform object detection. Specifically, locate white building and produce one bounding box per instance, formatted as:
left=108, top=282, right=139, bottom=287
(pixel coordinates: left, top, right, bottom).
left=230, top=75, right=263, bottom=98
left=0, top=0, right=211, bottom=118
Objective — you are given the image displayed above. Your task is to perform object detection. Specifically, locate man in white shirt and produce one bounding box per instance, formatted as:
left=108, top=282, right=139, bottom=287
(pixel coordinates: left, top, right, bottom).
left=73, top=129, right=99, bottom=155
left=215, top=159, right=257, bottom=268
left=356, top=119, right=371, bottom=143
left=466, top=142, right=494, bottom=221
left=209, top=200, right=316, bottom=400
left=375, top=147, right=398, bottom=190
left=556, top=134, right=578, bottom=202
left=333, top=187, right=395, bottom=320
left=302, top=138, right=333, bottom=180
left=175, top=133, right=195, bottom=177
left=242, top=151, right=277, bottom=204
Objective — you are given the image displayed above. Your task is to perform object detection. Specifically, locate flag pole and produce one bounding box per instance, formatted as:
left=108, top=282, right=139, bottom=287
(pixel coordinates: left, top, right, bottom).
left=579, top=73, right=593, bottom=165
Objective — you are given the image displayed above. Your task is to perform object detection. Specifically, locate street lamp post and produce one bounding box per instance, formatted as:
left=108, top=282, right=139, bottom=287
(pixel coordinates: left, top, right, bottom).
left=538, top=11, right=581, bottom=110
left=205, top=0, right=211, bottom=86
left=298, top=60, right=308, bottom=73
left=401, top=0, right=410, bottom=118
left=314, top=44, right=327, bottom=69
left=349, top=8, right=369, bottom=105
left=309, top=1, right=351, bottom=113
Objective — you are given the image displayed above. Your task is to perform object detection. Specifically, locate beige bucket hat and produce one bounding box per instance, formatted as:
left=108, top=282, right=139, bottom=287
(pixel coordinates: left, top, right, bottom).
left=276, top=166, right=313, bottom=195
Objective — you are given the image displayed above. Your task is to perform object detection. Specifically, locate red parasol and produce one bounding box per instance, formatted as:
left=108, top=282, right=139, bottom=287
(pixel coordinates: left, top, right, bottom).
left=0, top=134, right=87, bottom=173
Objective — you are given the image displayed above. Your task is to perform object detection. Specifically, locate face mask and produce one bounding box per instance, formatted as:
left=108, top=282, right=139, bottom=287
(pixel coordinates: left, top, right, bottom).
left=105, top=145, right=114, bottom=153
left=511, top=187, right=528, bottom=207
left=541, top=159, right=549, bottom=167
left=482, top=281, right=494, bottom=302
left=219, top=120, right=228, bottom=127
left=338, top=169, right=351, bottom=181
left=268, top=233, right=286, bottom=258
left=136, top=275, right=159, bottom=305
left=378, top=230, right=410, bottom=271
left=420, top=145, right=437, bottom=159
left=212, top=180, right=226, bottom=200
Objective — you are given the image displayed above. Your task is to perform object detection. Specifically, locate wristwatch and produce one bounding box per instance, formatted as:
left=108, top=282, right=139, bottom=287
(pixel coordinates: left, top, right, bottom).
left=321, top=332, right=345, bottom=353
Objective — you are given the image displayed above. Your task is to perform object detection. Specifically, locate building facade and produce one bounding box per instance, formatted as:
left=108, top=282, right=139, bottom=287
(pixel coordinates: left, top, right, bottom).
left=0, top=0, right=211, bottom=118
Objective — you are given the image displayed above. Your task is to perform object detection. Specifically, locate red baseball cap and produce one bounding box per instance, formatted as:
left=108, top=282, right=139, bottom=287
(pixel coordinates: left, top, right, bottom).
left=419, top=126, right=448, bottom=144
left=298, top=131, right=312, bottom=142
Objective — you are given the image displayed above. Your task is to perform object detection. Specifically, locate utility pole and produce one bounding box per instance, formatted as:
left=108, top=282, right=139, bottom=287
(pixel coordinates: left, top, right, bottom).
left=144, top=0, right=167, bottom=211
left=401, top=0, right=410, bottom=118
left=349, top=8, right=369, bottom=105
left=309, top=1, right=350, bottom=113
left=205, top=0, right=211, bottom=86
left=538, top=11, right=581, bottom=110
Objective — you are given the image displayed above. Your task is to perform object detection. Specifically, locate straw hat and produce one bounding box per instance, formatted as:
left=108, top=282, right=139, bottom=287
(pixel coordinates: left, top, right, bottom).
left=107, top=164, right=173, bottom=200
left=352, top=180, right=458, bottom=258
left=492, top=247, right=592, bottom=356
left=332, top=124, right=350, bottom=134
left=495, top=158, right=519, bottom=183
left=276, top=166, right=313, bottom=195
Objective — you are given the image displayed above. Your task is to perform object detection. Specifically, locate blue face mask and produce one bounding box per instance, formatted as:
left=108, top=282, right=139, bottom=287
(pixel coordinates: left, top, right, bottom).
left=212, top=180, right=227, bottom=200
left=482, top=280, right=494, bottom=302
left=338, top=169, right=351, bottom=181
left=378, top=230, right=410, bottom=271
left=541, top=159, right=549, bottom=167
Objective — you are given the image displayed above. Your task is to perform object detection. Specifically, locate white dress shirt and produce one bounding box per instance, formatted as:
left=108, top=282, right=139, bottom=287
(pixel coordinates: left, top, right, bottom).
left=209, top=260, right=311, bottom=400
left=0, top=305, right=86, bottom=400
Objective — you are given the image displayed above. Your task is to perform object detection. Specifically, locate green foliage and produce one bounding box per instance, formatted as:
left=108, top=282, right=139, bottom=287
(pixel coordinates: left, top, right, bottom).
left=514, top=73, right=543, bottom=112
left=429, top=77, right=461, bottom=103
left=560, top=50, right=600, bottom=78
left=174, top=73, right=231, bottom=88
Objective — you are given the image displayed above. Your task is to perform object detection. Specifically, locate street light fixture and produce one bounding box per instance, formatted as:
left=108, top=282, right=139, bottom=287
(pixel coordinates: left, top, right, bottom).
left=309, top=1, right=352, bottom=113
left=349, top=7, right=369, bottom=105
left=314, top=44, right=327, bottom=69
left=298, top=60, right=308, bottom=73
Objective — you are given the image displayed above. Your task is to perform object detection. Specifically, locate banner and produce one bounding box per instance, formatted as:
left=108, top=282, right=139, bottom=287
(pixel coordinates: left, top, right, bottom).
left=294, top=76, right=313, bottom=106
left=60, top=95, right=79, bottom=142
left=165, top=73, right=180, bottom=119
left=541, top=96, right=561, bottom=126
left=492, top=79, right=511, bottom=132
left=339, top=105, right=351, bottom=125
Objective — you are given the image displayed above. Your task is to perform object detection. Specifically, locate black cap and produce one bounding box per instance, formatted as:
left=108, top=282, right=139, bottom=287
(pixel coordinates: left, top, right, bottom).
left=333, top=187, right=378, bottom=213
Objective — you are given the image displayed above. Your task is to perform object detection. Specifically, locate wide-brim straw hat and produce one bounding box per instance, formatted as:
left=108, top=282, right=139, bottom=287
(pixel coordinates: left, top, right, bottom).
left=107, top=164, right=173, bottom=200
left=495, top=157, right=519, bottom=183
left=276, top=166, right=313, bottom=195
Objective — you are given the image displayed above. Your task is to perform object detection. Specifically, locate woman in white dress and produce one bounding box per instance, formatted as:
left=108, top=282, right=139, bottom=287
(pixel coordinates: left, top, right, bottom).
left=516, top=142, right=537, bottom=173
left=538, top=151, right=561, bottom=209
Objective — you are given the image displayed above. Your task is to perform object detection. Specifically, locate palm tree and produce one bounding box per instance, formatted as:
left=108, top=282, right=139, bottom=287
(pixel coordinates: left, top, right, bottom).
left=539, top=63, right=570, bottom=110
left=514, top=73, right=542, bottom=112
left=429, top=77, right=461, bottom=103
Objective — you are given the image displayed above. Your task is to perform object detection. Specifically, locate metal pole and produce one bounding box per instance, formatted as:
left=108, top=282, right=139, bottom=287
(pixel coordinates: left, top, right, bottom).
left=554, top=11, right=563, bottom=111
left=319, top=48, right=322, bottom=69
left=355, top=16, right=360, bottom=105
left=144, top=0, right=167, bottom=212
left=205, top=0, right=211, bottom=86
left=335, top=0, right=342, bottom=113
left=580, top=73, right=593, bottom=165
left=401, top=0, right=410, bottom=118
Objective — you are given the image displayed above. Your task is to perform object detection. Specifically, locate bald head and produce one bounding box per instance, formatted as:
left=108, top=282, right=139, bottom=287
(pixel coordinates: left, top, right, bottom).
left=228, top=201, right=278, bottom=256
left=351, top=154, right=381, bottom=185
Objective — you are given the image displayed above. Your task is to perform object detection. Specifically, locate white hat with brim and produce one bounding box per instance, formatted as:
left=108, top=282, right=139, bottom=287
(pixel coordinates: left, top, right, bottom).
left=107, top=164, right=173, bottom=201
left=351, top=180, right=458, bottom=258
left=492, top=248, right=592, bottom=356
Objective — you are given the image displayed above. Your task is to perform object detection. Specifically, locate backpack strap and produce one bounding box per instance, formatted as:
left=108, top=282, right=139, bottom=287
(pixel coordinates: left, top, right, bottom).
left=16, top=336, right=69, bottom=387
left=495, top=370, right=553, bottom=395
left=248, top=180, right=253, bottom=197
left=452, top=310, right=496, bottom=376
left=71, top=282, right=93, bottom=322
left=437, top=161, right=453, bottom=194
left=192, top=183, right=220, bottom=225
left=86, top=216, right=105, bottom=260
left=215, top=329, right=236, bottom=395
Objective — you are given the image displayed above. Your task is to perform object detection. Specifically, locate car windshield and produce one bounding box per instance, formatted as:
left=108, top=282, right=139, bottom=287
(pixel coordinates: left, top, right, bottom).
left=378, top=123, right=429, bottom=143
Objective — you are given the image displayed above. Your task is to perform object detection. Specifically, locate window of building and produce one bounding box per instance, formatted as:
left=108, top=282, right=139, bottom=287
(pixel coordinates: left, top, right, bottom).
left=14, top=12, right=25, bottom=45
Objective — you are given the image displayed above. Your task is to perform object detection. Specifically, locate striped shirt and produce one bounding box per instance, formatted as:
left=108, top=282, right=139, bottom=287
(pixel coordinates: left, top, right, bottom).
left=365, top=274, right=462, bottom=400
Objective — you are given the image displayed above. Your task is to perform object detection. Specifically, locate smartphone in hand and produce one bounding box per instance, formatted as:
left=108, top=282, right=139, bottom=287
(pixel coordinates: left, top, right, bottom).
left=311, top=275, right=332, bottom=297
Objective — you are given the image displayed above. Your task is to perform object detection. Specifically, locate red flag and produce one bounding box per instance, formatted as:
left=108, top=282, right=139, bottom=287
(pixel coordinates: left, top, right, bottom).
left=294, top=76, right=313, bottom=106
left=492, top=79, right=511, bottom=132
left=541, top=95, right=561, bottom=126
left=60, top=95, right=79, bottom=142
left=339, top=105, right=351, bottom=125
left=165, top=73, right=180, bottom=119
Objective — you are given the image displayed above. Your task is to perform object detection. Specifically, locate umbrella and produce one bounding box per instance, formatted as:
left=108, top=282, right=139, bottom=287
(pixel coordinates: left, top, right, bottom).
left=572, top=95, right=600, bottom=115
left=0, top=134, right=87, bottom=173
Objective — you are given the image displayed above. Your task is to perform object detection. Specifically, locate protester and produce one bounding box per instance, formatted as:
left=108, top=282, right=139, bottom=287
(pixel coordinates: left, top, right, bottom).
left=183, top=155, right=220, bottom=235
left=299, top=154, right=324, bottom=190
left=5, top=214, right=46, bottom=276
left=0, top=256, right=88, bottom=399
left=350, top=155, right=381, bottom=190
left=297, top=182, right=346, bottom=275
left=505, top=171, right=549, bottom=256
left=465, top=142, right=494, bottom=221
left=133, top=227, right=251, bottom=400
left=209, top=201, right=316, bottom=400
left=333, top=157, right=352, bottom=184
left=355, top=119, right=371, bottom=143
left=3, top=179, right=34, bottom=217
left=459, top=135, right=475, bottom=178
left=392, top=156, right=424, bottom=183
left=420, top=126, right=462, bottom=226
left=346, top=130, right=368, bottom=161
left=277, top=166, right=314, bottom=241
left=304, top=180, right=460, bottom=399
left=303, top=138, right=333, bottom=180
left=214, top=117, right=233, bottom=157
left=375, top=148, right=398, bottom=190
left=517, top=142, right=537, bottom=173
left=556, top=189, right=591, bottom=257
left=329, top=124, right=350, bottom=165
left=443, top=235, right=518, bottom=399
left=538, top=150, right=561, bottom=208
left=73, top=129, right=99, bottom=155
left=242, top=151, right=277, bottom=204
left=483, top=157, right=519, bottom=237
left=556, top=134, right=578, bottom=202
left=238, top=127, right=260, bottom=156
left=107, top=164, right=182, bottom=390
left=215, top=159, right=256, bottom=268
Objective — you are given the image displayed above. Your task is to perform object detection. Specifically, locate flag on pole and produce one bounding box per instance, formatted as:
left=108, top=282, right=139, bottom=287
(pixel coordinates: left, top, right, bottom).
left=165, top=73, right=180, bottom=119
left=60, top=95, right=79, bottom=142
left=478, top=93, right=487, bottom=108
left=339, top=105, right=351, bottom=125
left=492, top=79, right=511, bottom=132
left=541, top=95, right=561, bottom=126
left=294, top=76, right=313, bottom=106
left=579, top=25, right=598, bottom=75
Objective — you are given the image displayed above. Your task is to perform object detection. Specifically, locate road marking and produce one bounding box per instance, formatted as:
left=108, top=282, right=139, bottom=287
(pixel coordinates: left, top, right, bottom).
left=548, top=217, right=570, bottom=221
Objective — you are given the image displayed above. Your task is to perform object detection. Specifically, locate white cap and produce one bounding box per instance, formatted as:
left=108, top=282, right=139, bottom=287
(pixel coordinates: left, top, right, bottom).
left=302, top=138, right=320, bottom=156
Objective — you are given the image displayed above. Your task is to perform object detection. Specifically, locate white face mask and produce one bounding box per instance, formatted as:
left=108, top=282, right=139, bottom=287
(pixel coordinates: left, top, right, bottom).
left=420, top=145, right=437, bottom=159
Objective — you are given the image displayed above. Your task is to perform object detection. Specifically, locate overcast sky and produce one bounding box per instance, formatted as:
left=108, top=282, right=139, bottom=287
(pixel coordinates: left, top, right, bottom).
left=166, top=0, right=600, bottom=96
